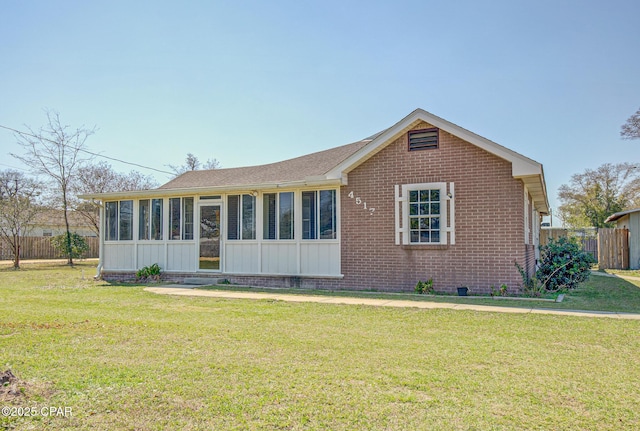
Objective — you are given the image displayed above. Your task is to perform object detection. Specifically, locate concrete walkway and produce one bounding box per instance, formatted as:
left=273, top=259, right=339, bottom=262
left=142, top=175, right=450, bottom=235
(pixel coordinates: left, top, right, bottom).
left=144, top=286, right=640, bottom=320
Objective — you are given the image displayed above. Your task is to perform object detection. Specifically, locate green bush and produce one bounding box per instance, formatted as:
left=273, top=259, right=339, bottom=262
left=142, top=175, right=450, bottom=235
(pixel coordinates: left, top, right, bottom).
left=415, top=279, right=434, bottom=294
left=51, top=232, right=90, bottom=259
left=517, top=237, right=595, bottom=295
left=136, top=263, right=162, bottom=282
left=536, top=237, right=595, bottom=292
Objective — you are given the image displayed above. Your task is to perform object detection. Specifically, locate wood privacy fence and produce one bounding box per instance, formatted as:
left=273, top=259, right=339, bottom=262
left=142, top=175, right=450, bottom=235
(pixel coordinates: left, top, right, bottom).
left=540, top=228, right=598, bottom=261
left=597, top=228, right=629, bottom=270
left=0, top=236, right=99, bottom=261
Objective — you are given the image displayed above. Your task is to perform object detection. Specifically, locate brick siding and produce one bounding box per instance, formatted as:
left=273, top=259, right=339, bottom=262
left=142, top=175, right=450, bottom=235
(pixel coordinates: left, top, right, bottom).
left=339, top=121, right=528, bottom=294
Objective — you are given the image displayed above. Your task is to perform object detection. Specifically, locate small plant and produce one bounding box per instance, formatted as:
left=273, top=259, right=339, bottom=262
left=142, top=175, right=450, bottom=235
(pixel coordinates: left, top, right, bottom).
left=491, top=284, right=509, bottom=297
left=515, top=262, right=545, bottom=297
left=415, top=279, right=434, bottom=294
left=136, top=263, right=162, bottom=282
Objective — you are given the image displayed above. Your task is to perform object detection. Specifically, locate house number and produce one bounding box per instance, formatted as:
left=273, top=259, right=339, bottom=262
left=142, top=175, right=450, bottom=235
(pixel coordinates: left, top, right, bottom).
left=348, top=191, right=375, bottom=215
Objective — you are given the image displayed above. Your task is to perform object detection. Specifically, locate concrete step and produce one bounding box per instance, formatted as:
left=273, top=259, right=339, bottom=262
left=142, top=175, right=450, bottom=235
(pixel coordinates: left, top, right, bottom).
left=183, top=277, right=223, bottom=286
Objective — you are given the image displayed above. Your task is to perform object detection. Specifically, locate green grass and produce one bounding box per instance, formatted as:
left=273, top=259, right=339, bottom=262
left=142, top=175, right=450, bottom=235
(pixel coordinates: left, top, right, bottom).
left=201, top=273, right=640, bottom=313
left=1, top=261, right=639, bottom=430
left=601, top=268, right=640, bottom=278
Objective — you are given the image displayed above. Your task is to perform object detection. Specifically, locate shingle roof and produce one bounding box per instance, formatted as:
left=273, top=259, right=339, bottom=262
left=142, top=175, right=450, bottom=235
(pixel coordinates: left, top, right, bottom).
left=159, top=139, right=370, bottom=190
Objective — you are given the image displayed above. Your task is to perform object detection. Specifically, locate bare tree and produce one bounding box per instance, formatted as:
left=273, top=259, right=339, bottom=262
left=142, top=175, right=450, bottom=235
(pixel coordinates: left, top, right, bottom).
left=11, top=110, right=96, bottom=265
left=621, top=107, right=640, bottom=140
left=168, top=153, right=220, bottom=177
left=558, top=162, right=640, bottom=228
left=72, top=161, right=159, bottom=236
left=0, top=170, right=44, bottom=268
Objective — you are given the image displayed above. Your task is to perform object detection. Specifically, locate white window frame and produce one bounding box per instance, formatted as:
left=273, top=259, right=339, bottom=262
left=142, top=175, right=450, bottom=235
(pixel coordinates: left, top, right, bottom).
left=263, top=192, right=296, bottom=240
left=227, top=194, right=256, bottom=240
left=395, top=182, right=455, bottom=245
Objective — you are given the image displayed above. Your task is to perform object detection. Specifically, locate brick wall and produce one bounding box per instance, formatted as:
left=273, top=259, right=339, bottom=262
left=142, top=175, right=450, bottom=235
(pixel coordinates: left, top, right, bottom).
left=339, top=121, right=528, bottom=294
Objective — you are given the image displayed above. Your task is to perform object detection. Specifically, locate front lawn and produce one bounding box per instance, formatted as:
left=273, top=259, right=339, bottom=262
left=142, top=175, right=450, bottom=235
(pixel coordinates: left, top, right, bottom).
left=1, top=262, right=639, bottom=430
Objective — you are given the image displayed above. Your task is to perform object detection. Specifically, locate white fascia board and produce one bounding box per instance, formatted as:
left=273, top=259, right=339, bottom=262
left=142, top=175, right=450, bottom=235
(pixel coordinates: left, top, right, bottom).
left=78, top=178, right=342, bottom=201
left=327, top=108, right=544, bottom=179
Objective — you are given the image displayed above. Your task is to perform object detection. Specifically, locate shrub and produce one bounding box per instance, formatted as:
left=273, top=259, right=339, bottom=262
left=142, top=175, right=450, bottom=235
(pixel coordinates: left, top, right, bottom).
left=51, top=232, right=90, bottom=260
left=136, top=263, right=162, bottom=282
left=536, top=237, right=595, bottom=292
left=414, top=279, right=434, bottom=294
left=516, top=237, right=595, bottom=295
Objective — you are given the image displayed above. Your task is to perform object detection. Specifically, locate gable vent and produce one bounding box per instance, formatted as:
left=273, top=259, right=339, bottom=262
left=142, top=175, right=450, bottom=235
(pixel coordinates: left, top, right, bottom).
left=408, top=128, right=439, bottom=151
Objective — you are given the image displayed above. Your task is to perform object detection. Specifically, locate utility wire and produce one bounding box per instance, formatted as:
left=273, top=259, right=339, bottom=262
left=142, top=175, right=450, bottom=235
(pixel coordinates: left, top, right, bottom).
left=0, top=124, right=174, bottom=175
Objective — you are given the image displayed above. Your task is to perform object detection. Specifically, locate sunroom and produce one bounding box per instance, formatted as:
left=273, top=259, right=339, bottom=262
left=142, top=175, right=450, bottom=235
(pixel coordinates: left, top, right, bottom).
left=93, top=186, right=342, bottom=279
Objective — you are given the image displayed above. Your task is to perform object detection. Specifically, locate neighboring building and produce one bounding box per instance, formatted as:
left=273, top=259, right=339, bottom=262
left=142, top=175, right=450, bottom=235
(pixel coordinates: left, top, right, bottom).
left=605, top=208, right=640, bottom=269
left=26, top=209, right=96, bottom=238
left=81, top=109, right=549, bottom=294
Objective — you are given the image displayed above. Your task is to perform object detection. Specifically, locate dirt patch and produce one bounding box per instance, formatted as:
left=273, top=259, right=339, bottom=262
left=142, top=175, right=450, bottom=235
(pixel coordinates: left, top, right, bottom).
left=0, top=370, right=23, bottom=401
left=0, top=370, right=53, bottom=403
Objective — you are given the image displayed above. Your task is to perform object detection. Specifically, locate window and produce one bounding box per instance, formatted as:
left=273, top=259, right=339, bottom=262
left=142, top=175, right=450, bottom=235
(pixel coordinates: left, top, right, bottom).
left=139, top=199, right=163, bottom=240
left=395, top=183, right=453, bottom=245
left=106, top=201, right=118, bottom=241
left=120, top=200, right=133, bottom=240
left=263, top=192, right=295, bottom=240
left=139, top=199, right=149, bottom=240
left=227, top=194, right=256, bottom=240
left=408, top=128, right=438, bottom=151
left=302, top=190, right=337, bottom=240
left=169, top=197, right=194, bottom=240
left=409, top=189, right=440, bottom=243
left=105, top=200, right=133, bottom=241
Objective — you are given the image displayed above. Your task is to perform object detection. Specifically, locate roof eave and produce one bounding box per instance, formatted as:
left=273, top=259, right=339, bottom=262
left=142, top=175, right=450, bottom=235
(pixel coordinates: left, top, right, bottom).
left=78, top=177, right=342, bottom=201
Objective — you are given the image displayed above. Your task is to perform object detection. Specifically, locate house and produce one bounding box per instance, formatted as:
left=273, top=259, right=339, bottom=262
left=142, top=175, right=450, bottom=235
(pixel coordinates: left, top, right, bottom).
left=81, top=109, right=549, bottom=294
left=605, top=208, right=640, bottom=269
left=26, top=209, right=96, bottom=238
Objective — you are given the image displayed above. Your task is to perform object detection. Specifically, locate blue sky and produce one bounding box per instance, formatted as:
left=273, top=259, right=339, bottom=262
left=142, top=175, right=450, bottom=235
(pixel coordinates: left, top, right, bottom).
left=1, top=0, right=639, bottom=224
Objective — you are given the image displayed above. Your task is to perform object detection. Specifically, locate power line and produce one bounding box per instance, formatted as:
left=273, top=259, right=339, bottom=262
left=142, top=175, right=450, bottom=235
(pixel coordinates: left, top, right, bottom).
left=0, top=124, right=174, bottom=175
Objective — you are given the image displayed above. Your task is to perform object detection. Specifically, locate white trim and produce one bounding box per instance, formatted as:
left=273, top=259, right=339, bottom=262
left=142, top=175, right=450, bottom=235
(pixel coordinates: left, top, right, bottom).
left=448, top=183, right=455, bottom=245
left=524, top=188, right=530, bottom=245
left=396, top=182, right=451, bottom=246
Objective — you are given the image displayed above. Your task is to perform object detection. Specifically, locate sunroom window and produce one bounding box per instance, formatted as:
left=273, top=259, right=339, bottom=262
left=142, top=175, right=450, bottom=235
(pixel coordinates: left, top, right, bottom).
left=263, top=192, right=294, bottom=240
left=169, top=197, right=194, bottom=240
left=302, top=190, right=337, bottom=240
left=139, top=199, right=163, bottom=240
left=105, top=200, right=133, bottom=241
left=228, top=194, right=256, bottom=240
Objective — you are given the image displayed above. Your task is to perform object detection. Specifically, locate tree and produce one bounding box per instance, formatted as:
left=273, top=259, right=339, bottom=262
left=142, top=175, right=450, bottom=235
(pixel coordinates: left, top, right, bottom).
left=0, top=170, right=44, bottom=268
left=72, top=161, right=159, bottom=236
left=168, top=153, right=220, bottom=177
left=621, top=107, right=640, bottom=140
left=557, top=162, right=640, bottom=228
left=11, top=110, right=96, bottom=265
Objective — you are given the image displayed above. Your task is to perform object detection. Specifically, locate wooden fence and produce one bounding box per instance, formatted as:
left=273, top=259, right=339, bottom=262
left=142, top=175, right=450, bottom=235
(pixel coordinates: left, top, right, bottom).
left=540, top=228, right=598, bottom=261
left=0, top=236, right=99, bottom=261
left=597, top=228, right=629, bottom=270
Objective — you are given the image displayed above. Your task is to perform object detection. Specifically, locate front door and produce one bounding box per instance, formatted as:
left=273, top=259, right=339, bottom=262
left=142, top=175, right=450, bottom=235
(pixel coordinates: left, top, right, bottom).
left=199, top=204, right=221, bottom=271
